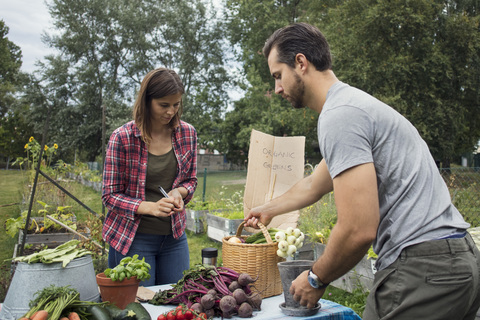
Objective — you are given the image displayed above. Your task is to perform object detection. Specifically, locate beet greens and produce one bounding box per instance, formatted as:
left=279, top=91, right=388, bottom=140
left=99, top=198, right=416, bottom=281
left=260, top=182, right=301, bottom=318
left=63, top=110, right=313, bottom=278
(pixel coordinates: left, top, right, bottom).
left=149, top=264, right=252, bottom=308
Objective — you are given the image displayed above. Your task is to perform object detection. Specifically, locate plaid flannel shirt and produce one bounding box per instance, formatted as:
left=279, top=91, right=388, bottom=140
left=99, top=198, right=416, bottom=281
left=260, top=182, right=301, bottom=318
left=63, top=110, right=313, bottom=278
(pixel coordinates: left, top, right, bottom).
left=102, top=120, right=197, bottom=255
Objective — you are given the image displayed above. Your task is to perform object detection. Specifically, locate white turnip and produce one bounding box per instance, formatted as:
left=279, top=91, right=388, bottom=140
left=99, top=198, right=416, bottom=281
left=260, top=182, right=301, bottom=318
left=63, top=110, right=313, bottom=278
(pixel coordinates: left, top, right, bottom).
left=293, top=228, right=302, bottom=238
left=277, top=249, right=288, bottom=258
left=278, top=240, right=288, bottom=252
left=238, top=302, right=253, bottom=318
left=285, top=227, right=294, bottom=235
left=275, top=230, right=286, bottom=242
left=286, top=244, right=297, bottom=257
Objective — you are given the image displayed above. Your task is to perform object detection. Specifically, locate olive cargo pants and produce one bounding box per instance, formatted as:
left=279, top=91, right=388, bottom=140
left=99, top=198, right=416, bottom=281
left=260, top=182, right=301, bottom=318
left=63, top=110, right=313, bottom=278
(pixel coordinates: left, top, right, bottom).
left=363, top=233, right=480, bottom=320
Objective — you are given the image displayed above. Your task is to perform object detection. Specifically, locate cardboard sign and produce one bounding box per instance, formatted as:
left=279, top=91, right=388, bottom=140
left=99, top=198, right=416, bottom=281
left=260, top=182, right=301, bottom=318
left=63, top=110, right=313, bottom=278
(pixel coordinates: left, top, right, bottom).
left=243, top=129, right=305, bottom=230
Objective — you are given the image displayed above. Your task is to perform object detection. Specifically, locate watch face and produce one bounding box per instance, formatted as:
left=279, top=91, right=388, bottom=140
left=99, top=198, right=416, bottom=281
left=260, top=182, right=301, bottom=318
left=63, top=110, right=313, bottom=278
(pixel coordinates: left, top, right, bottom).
left=308, top=270, right=320, bottom=288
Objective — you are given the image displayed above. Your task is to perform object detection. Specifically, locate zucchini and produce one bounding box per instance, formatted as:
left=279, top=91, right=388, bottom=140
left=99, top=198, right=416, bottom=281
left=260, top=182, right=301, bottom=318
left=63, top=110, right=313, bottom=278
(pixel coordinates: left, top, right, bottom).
left=115, top=309, right=136, bottom=320
left=87, top=305, right=113, bottom=320
left=104, top=304, right=122, bottom=319
left=125, top=302, right=152, bottom=320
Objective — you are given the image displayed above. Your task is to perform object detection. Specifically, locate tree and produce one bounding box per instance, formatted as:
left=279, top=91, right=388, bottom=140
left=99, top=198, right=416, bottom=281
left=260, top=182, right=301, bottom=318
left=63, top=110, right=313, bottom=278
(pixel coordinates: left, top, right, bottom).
left=0, top=20, right=22, bottom=117
left=143, top=0, right=231, bottom=149
left=0, top=20, right=31, bottom=163
left=320, top=0, right=480, bottom=167
left=218, top=66, right=319, bottom=165
left=224, top=0, right=480, bottom=167
left=23, top=0, right=231, bottom=162
left=221, top=0, right=321, bottom=164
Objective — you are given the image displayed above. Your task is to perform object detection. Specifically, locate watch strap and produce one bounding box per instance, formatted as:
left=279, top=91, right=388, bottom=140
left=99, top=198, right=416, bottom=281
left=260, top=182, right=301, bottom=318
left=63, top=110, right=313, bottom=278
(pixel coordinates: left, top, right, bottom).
left=309, top=267, right=329, bottom=289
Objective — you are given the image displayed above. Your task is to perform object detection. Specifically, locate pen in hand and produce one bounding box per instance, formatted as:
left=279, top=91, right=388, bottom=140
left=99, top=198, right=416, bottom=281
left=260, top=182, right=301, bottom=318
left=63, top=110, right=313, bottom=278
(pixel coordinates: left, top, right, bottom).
left=158, top=186, right=169, bottom=198
left=159, top=186, right=181, bottom=210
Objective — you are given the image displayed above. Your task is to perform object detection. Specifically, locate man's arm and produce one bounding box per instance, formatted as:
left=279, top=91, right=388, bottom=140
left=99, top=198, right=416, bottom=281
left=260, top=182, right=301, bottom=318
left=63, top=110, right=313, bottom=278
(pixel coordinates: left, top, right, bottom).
left=245, top=159, right=333, bottom=227
left=290, top=162, right=379, bottom=308
left=314, top=162, right=379, bottom=282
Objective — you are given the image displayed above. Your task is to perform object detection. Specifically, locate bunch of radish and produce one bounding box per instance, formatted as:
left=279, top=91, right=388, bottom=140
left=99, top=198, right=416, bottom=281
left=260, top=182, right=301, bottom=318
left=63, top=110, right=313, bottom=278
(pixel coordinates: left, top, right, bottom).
left=275, top=227, right=305, bottom=258
left=150, top=264, right=262, bottom=318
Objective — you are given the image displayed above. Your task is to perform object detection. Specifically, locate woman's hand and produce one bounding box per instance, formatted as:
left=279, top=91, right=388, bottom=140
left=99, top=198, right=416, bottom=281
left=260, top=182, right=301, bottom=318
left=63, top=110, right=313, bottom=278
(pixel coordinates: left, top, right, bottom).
left=169, top=188, right=184, bottom=212
left=137, top=198, right=178, bottom=217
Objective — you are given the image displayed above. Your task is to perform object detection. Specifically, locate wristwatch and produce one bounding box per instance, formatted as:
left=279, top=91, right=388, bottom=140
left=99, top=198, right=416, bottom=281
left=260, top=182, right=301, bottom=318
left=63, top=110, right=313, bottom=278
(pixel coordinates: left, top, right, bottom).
left=307, top=268, right=329, bottom=289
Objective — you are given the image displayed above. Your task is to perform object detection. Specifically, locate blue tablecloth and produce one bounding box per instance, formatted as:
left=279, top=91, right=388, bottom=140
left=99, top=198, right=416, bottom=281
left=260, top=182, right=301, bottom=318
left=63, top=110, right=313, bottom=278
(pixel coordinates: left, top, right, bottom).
left=141, top=285, right=362, bottom=320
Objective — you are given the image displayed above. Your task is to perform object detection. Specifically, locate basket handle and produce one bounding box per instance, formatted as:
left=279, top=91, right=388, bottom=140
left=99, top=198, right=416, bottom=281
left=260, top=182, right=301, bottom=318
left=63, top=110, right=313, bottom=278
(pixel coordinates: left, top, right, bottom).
left=236, top=221, right=273, bottom=244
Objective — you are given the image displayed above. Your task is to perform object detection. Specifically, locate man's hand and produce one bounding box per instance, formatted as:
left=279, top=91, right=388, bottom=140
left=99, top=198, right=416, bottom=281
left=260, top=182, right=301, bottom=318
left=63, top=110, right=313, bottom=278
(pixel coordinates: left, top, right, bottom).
left=290, top=270, right=325, bottom=309
left=244, top=204, right=274, bottom=228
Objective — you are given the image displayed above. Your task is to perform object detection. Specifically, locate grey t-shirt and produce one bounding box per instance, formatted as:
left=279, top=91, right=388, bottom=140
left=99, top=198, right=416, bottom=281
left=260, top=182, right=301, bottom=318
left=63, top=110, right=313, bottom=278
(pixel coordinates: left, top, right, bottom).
left=318, top=81, right=469, bottom=270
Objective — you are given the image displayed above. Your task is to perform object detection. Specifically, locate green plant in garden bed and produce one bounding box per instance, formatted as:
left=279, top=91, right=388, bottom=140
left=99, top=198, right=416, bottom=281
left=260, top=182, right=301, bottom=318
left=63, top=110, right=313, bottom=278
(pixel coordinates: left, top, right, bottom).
left=187, top=185, right=245, bottom=220
left=71, top=161, right=102, bottom=182
left=210, top=210, right=244, bottom=219
left=5, top=200, right=78, bottom=238
left=298, top=191, right=337, bottom=244
left=324, top=286, right=367, bottom=317
left=12, top=136, right=59, bottom=173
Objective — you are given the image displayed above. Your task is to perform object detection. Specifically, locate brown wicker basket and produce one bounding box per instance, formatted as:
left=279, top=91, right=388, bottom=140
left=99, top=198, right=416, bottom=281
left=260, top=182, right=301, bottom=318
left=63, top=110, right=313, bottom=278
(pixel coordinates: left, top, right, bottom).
left=222, top=221, right=284, bottom=298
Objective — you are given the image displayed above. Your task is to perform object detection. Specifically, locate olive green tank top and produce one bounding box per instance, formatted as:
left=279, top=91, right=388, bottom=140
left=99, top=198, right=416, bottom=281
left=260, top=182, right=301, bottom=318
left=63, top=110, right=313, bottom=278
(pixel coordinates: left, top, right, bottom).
left=137, top=148, right=177, bottom=235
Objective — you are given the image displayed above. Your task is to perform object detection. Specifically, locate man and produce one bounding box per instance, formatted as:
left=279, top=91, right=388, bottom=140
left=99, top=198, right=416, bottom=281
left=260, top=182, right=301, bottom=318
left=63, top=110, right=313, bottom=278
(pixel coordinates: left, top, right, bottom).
left=245, top=22, right=480, bottom=319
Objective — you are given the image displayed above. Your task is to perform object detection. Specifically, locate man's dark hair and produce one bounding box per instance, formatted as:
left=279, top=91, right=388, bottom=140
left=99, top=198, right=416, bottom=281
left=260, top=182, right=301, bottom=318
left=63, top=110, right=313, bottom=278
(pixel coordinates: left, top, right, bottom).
left=263, top=22, right=332, bottom=72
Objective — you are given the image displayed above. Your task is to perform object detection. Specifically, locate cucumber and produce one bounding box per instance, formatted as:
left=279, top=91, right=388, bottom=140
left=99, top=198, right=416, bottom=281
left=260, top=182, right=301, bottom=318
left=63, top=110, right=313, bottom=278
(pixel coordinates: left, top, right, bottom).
left=87, top=305, right=113, bottom=320
left=125, top=302, right=152, bottom=320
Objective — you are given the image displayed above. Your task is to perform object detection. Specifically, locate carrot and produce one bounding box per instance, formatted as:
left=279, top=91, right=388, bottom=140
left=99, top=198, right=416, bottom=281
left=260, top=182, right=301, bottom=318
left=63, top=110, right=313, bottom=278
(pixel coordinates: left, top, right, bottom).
left=31, top=310, right=48, bottom=320
left=68, top=311, right=81, bottom=320
left=60, top=317, right=70, bottom=320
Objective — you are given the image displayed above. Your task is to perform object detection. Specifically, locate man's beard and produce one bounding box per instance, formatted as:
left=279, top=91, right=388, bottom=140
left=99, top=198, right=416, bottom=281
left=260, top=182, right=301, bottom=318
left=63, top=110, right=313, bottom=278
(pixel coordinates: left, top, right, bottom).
left=288, top=73, right=306, bottom=109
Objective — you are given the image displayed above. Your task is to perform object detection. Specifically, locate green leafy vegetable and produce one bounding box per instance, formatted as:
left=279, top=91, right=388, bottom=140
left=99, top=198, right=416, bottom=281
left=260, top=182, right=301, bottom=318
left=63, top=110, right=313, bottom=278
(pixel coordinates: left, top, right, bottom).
left=12, top=239, right=91, bottom=266
left=104, top=254, right=151, bottom=282
left=23, top=284, right=106, bottom=320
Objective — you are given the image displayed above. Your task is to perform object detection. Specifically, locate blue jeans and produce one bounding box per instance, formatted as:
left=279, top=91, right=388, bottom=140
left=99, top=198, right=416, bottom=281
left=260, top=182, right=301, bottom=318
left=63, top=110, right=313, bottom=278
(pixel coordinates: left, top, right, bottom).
left=108, top=232, right=189, bottom=286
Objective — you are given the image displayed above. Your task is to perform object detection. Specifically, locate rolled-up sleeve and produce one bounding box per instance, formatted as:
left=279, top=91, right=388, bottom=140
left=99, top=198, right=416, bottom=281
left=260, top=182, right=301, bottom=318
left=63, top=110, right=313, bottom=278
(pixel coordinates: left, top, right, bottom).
left=173, top=122, right=198, bottom=204
left=102, top=127, right=142, bottom=220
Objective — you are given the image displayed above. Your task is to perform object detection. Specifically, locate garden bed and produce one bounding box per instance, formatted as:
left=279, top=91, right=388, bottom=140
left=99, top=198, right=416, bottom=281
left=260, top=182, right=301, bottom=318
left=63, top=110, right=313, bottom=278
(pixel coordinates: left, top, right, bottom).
left=17, top=217, right=91, bottom=247
left=206, top=211, right=251, bottom=242
left=185, top=209, right=207, bottom=234
left=18, top=226, right=91, bottom=247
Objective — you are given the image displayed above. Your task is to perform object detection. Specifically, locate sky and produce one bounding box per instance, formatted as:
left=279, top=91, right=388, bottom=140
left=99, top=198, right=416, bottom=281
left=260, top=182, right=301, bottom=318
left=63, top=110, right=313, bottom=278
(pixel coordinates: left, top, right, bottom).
left=0, top=0, right=243, bottom=102
left=1, top=0, right=56, bottom=73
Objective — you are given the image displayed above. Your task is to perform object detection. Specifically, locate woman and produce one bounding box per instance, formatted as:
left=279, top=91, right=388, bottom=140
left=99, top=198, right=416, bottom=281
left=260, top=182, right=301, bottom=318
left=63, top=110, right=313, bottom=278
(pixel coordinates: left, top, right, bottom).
left=102, top=67, right=197, bottom=286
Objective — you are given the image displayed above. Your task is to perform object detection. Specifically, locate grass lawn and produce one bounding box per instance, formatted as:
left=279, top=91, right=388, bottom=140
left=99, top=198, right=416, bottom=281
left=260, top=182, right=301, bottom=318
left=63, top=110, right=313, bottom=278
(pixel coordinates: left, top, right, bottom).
left=0, top=170, right=27, bottom=302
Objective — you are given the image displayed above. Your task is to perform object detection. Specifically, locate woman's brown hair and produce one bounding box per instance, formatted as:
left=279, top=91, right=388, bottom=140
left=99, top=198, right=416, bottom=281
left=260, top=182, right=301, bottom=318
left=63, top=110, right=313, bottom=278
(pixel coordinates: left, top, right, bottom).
left=133, top=67, right=185, bottom=144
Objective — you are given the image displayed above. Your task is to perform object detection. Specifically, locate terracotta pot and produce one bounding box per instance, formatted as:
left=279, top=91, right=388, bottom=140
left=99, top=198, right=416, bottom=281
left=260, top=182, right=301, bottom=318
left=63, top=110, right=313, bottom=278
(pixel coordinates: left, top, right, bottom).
left=96, top=272, right=140, bottom=309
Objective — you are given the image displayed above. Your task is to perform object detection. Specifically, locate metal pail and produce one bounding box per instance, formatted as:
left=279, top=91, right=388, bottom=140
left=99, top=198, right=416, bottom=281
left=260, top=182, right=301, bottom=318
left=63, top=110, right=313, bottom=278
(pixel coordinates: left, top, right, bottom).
left=0, top=255, right=99, bottom=320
